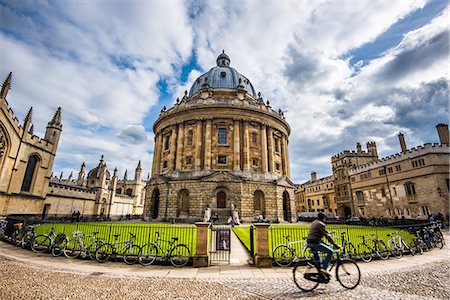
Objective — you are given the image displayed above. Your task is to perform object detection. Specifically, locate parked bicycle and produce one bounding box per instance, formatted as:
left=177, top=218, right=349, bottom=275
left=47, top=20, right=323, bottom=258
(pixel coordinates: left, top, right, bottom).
left=95, top=232, right=141, bottom=264
left=31, top=226, right=68, bottom=256
left=387, top=230, right=415, bottom=258
left=272, top=235, right=310, bottom=267
left=139, top=231, right=191, bottom=267
left=63, top=231, right=105, bottom=259
left=12, top=224, right=38, bottom=248
left=333, top=231, right=357, bottom=259
left=293, top=248, right=361, bottom=291
left=357, top=234, right=389, bottom=262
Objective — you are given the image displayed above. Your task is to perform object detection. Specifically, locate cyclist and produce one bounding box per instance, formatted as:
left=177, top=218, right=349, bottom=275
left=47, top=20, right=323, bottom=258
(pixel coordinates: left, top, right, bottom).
left=306, top=212, right=341, bottom=276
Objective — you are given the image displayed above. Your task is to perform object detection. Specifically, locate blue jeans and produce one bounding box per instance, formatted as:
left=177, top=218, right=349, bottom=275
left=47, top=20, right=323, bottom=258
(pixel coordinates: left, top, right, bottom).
left=307, top=242, right=334, bottom=270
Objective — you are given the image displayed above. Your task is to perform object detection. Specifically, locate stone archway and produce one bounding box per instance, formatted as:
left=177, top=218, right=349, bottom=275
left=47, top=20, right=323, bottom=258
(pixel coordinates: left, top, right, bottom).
left=151, top=189, right=160, bottom=219
left=283, top=191, right=291, bottom=222
left=217, top=191, right=227, bottom=208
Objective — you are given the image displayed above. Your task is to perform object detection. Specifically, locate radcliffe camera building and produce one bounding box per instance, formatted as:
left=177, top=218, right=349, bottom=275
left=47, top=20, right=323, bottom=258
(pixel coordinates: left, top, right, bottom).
left=144, top=52, right=296, bottom=222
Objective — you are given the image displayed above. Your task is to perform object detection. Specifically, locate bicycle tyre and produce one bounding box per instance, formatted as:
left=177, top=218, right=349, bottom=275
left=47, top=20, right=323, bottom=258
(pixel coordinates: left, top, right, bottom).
left=139, top=243, right=158, bottom=266
left=95, top=243, right=113, bottom=263
left=170, top=244, right=190, bottom=267
left=64, top=239, right=82, bottom=259
left=87, top=241, right=104, bottom=260
left=376, top=240, right=389, bottom=260
left=402, top=240, right=413, bottom=256
left=344, top=242, right=357, bottom=259
left=292, top=259, right=320, bottom=292
left=31, top=235, right=51, bottom=253
left=336, top=259, right=361, bottom=289
left=272, top=244, right=295, bottom=267
left=433, top=239, right=443, bottom=249
left=388, top=241, right=402, bottom=258
left=358, top=243, right=372, bottom=262
left=123, top=245, right=141, bottom=265
left=11, top=230, right=19, bottom=245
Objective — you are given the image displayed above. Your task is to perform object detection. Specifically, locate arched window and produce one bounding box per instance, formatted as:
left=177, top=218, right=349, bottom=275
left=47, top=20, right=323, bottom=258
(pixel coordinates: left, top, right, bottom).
left=164, top=135, right=170, bottom=150
left=253, top=190, right=265, bottom=211
left=356, top=190, right=364, bottom=205
left=21, top=155, right=39, bottom=192
left=186, top=130, right=194, bottom=146
left=125, top=188, right=133, bottom=196
left=116, top=188, right=122, bottom=194
left=404, top=182, right=416, bottom=196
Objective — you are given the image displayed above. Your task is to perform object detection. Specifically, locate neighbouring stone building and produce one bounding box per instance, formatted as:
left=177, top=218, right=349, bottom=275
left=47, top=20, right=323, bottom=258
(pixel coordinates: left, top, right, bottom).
left=348, top=124, right=449, bottom=219
left=144, top=52, right=296, bottom=223
left=0, top=73, right=145, bottom=218
left=295, top=172, right=337, bottom=216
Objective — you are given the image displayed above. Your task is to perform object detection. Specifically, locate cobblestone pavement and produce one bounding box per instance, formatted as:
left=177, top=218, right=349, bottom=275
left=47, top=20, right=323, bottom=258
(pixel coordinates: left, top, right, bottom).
left=0, top=257, right=448, bottom=300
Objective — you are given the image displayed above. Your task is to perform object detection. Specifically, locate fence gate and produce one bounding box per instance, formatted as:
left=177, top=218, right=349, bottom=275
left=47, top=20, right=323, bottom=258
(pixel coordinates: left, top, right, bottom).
left=209, top=225, right=231, bottom=264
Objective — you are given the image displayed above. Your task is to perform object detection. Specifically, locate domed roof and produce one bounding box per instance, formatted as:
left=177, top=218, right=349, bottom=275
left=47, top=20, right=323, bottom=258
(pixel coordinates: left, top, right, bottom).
left=87, top=166, right=110, bottom=180
left=188, top=51, right=257, bottom=98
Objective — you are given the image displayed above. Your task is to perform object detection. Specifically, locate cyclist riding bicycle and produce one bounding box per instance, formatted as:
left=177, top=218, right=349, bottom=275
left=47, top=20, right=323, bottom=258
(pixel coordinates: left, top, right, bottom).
left=307, top=212, right=341, bottom=276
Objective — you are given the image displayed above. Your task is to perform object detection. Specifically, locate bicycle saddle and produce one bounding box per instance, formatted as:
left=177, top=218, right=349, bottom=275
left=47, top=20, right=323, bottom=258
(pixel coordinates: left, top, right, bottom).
left=172, top=237, right=178, bottom=241
left=113, top=234, right=120, bottom=238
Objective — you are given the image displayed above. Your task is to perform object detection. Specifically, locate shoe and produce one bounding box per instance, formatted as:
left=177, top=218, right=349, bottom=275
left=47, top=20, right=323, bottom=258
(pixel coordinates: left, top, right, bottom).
left=320, top=269, right=330, bottom=276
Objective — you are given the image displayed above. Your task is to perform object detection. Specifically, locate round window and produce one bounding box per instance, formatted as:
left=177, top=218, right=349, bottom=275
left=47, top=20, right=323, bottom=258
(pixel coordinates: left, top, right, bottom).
left=220, top=71, right=226, bottom=79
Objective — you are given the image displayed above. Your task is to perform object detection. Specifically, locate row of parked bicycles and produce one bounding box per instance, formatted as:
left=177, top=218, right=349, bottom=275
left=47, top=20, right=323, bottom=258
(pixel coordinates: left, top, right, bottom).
left=273, top=225, right=445, bottom=267
left=1, top=223, right=191, bottom=267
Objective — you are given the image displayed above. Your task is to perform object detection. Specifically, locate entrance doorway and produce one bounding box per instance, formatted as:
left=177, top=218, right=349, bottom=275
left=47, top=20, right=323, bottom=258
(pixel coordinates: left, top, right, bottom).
left=151, top=189, right=160, bottom=219
left=282, top=191, right=291, bottom=222
left=42, top=204, right=51, bottom=219
left=217, top=191, right=226, bottom=208
left=343, top=205, right=351, bottom=219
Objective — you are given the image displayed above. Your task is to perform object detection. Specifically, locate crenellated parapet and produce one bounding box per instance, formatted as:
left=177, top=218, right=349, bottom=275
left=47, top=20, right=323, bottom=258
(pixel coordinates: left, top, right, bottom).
left=349, top=143, right=450, bottom=175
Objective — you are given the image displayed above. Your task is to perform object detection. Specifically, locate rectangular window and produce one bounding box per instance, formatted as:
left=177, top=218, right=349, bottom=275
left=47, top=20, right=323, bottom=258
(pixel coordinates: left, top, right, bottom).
left=274, top=137, right=279, bottom=152
left=395, top=165, right=401, bottom=172
left=218, top=128, right=227, bottom=145
left=379, top=168, right=386, bottom=175
left=275, top=163, right=281, bottom=171
left=387, top=167, right=393, bottom=173
left=392, top=187, right=397, bottom=196
left=185, top=156, right=193, bottom=165
left=218, top=155, right=227, bottom=164
left=162, top=161, right=168, bottom=168
left=356, top=191, right=364, bottom=205
left=380, top=188, right=386, bottom=197
left=252, top=158, right=258, bottom=166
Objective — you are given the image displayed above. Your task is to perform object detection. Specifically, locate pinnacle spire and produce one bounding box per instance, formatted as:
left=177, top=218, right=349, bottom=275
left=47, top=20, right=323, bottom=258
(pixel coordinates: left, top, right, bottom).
left=49, top=107, right=62, bottom=125
left=24, top=107, right=33, bottom=123
left=123, top=169, right=128, bottom=181
left=1, top=72, right=12, bottom=99
left=28, top=124, right=34, bottom=135
left=136, top=160, right=142, bottom=171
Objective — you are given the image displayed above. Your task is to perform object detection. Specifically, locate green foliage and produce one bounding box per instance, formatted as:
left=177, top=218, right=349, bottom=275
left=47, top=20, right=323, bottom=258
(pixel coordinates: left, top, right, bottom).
left=34, top=223, right=197, bottom=256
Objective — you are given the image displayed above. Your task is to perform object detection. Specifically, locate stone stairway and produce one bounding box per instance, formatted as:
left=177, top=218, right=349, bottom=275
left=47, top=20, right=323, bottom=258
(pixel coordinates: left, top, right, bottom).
left=211, top=208, right=232, bottom=224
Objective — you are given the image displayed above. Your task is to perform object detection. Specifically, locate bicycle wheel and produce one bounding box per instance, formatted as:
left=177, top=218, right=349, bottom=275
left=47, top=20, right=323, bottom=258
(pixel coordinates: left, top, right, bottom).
left=376, top=240, right=389, bottom=260
left=87, top=241, right=104, bottom=260
left=170, top=244, right=190, bottom=267
left=123, top=245, right=141, bottom=265
left=272, top=245, right=294, bottom=267
left=344, top=243, right=357, bottom=259
left=336, top=260, right=361, bottom=289
left=139, top=244, right=158, bottom=266
left=64, top=239, right=82, bottom=259
left=95, top=243, right=113, bottom=263
left=358, top=243, right=372, bottom=262
left=31, top=235, right=51, bottom=253
left=292, top=259, right=320, bottom=292
left=402, top=240, right=413, bottom=256
left=388, top=241, right=402, bottom=258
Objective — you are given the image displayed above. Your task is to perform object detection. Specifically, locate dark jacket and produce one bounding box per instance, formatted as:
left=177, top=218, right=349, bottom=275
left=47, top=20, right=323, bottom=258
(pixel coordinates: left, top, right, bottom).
left=307, top=219, right=338, bottom=247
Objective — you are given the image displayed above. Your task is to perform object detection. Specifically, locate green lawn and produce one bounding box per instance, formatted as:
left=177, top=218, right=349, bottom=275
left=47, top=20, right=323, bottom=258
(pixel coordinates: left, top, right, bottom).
left=33, top=222, right=197, bottom=256
left=232, top=224, right=414, bottom=257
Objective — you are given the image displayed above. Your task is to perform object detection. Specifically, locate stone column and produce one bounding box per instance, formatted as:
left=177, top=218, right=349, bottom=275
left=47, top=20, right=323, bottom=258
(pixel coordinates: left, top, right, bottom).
left=267, top=127, right=274, bottom=173
left=168, top=125, right=178, bottom=170
left=204, top=119, right=212, bottom=169
left=153, top=133, right=163, bottom=175
left=233, top=120, right=241, bottom=171
left=260, top=125, right=268, bottom=172
left=194, top=120, right=202, bottom=170
left=175, top=123, right=185, bottom=170
left=284, top=134, right=291, bottom=178
left=193, top=222, right=211, bottom=267
left=243, top=121, right=250, bottom=171
left=280, top=134, right=287, bottom=176
left=254, top=223, right=272, bottom=267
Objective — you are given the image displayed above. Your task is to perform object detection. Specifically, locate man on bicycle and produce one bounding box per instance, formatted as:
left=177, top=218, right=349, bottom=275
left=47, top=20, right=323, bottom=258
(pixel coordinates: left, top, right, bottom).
left=307, top=213, right=341, bottom=276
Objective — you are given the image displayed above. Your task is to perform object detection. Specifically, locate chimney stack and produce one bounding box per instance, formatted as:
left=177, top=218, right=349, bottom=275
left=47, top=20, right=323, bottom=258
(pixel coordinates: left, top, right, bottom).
left=356, top=142, right=362, bottom=153
left=311, top=171, right=317, bottom=182
left=398, top=132, right=407, bottom=153
left=436, top=124, right=449, bottom=145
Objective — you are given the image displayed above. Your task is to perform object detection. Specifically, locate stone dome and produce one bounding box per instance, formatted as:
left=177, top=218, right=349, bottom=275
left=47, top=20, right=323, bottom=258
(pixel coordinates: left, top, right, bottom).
left=188, top=51, right=257, bottom=98
left=87, top=166, right=110, bottom=180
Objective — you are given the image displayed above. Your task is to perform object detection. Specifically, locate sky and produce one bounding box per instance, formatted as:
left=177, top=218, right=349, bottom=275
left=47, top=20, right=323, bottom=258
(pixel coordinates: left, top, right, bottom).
left=0, top=0, right=448, bottom=183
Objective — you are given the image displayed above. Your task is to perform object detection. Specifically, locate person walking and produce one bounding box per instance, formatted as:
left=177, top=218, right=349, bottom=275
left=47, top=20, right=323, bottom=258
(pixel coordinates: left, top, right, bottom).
left=306, top=212, right=341, bottom=275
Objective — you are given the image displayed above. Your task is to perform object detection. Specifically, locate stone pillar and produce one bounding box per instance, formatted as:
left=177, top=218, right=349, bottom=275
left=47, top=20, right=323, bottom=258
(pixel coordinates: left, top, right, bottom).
left=204, top=119, right=212, bottom=169
left=243, top=121, right=250, bottom=171
left=233, top=120, right=241, bottom=171
left=284, top=135, right=291, bottom=178
left=260, top=125, right=268, bottom=173
left=194, top=120, right=202, bottom=170
left=193, top=222, right=211, bottom=267
left=254, top=223, right=272, bottom=267
left=175, top=123, right=185, bottom=170
left=153, top=133, right=163, bottom=175
left=168, top=126, right=178, bottom=170
left=267, top=127, right=274, bottom=173
left=280, top=134, right=287, bottom=176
